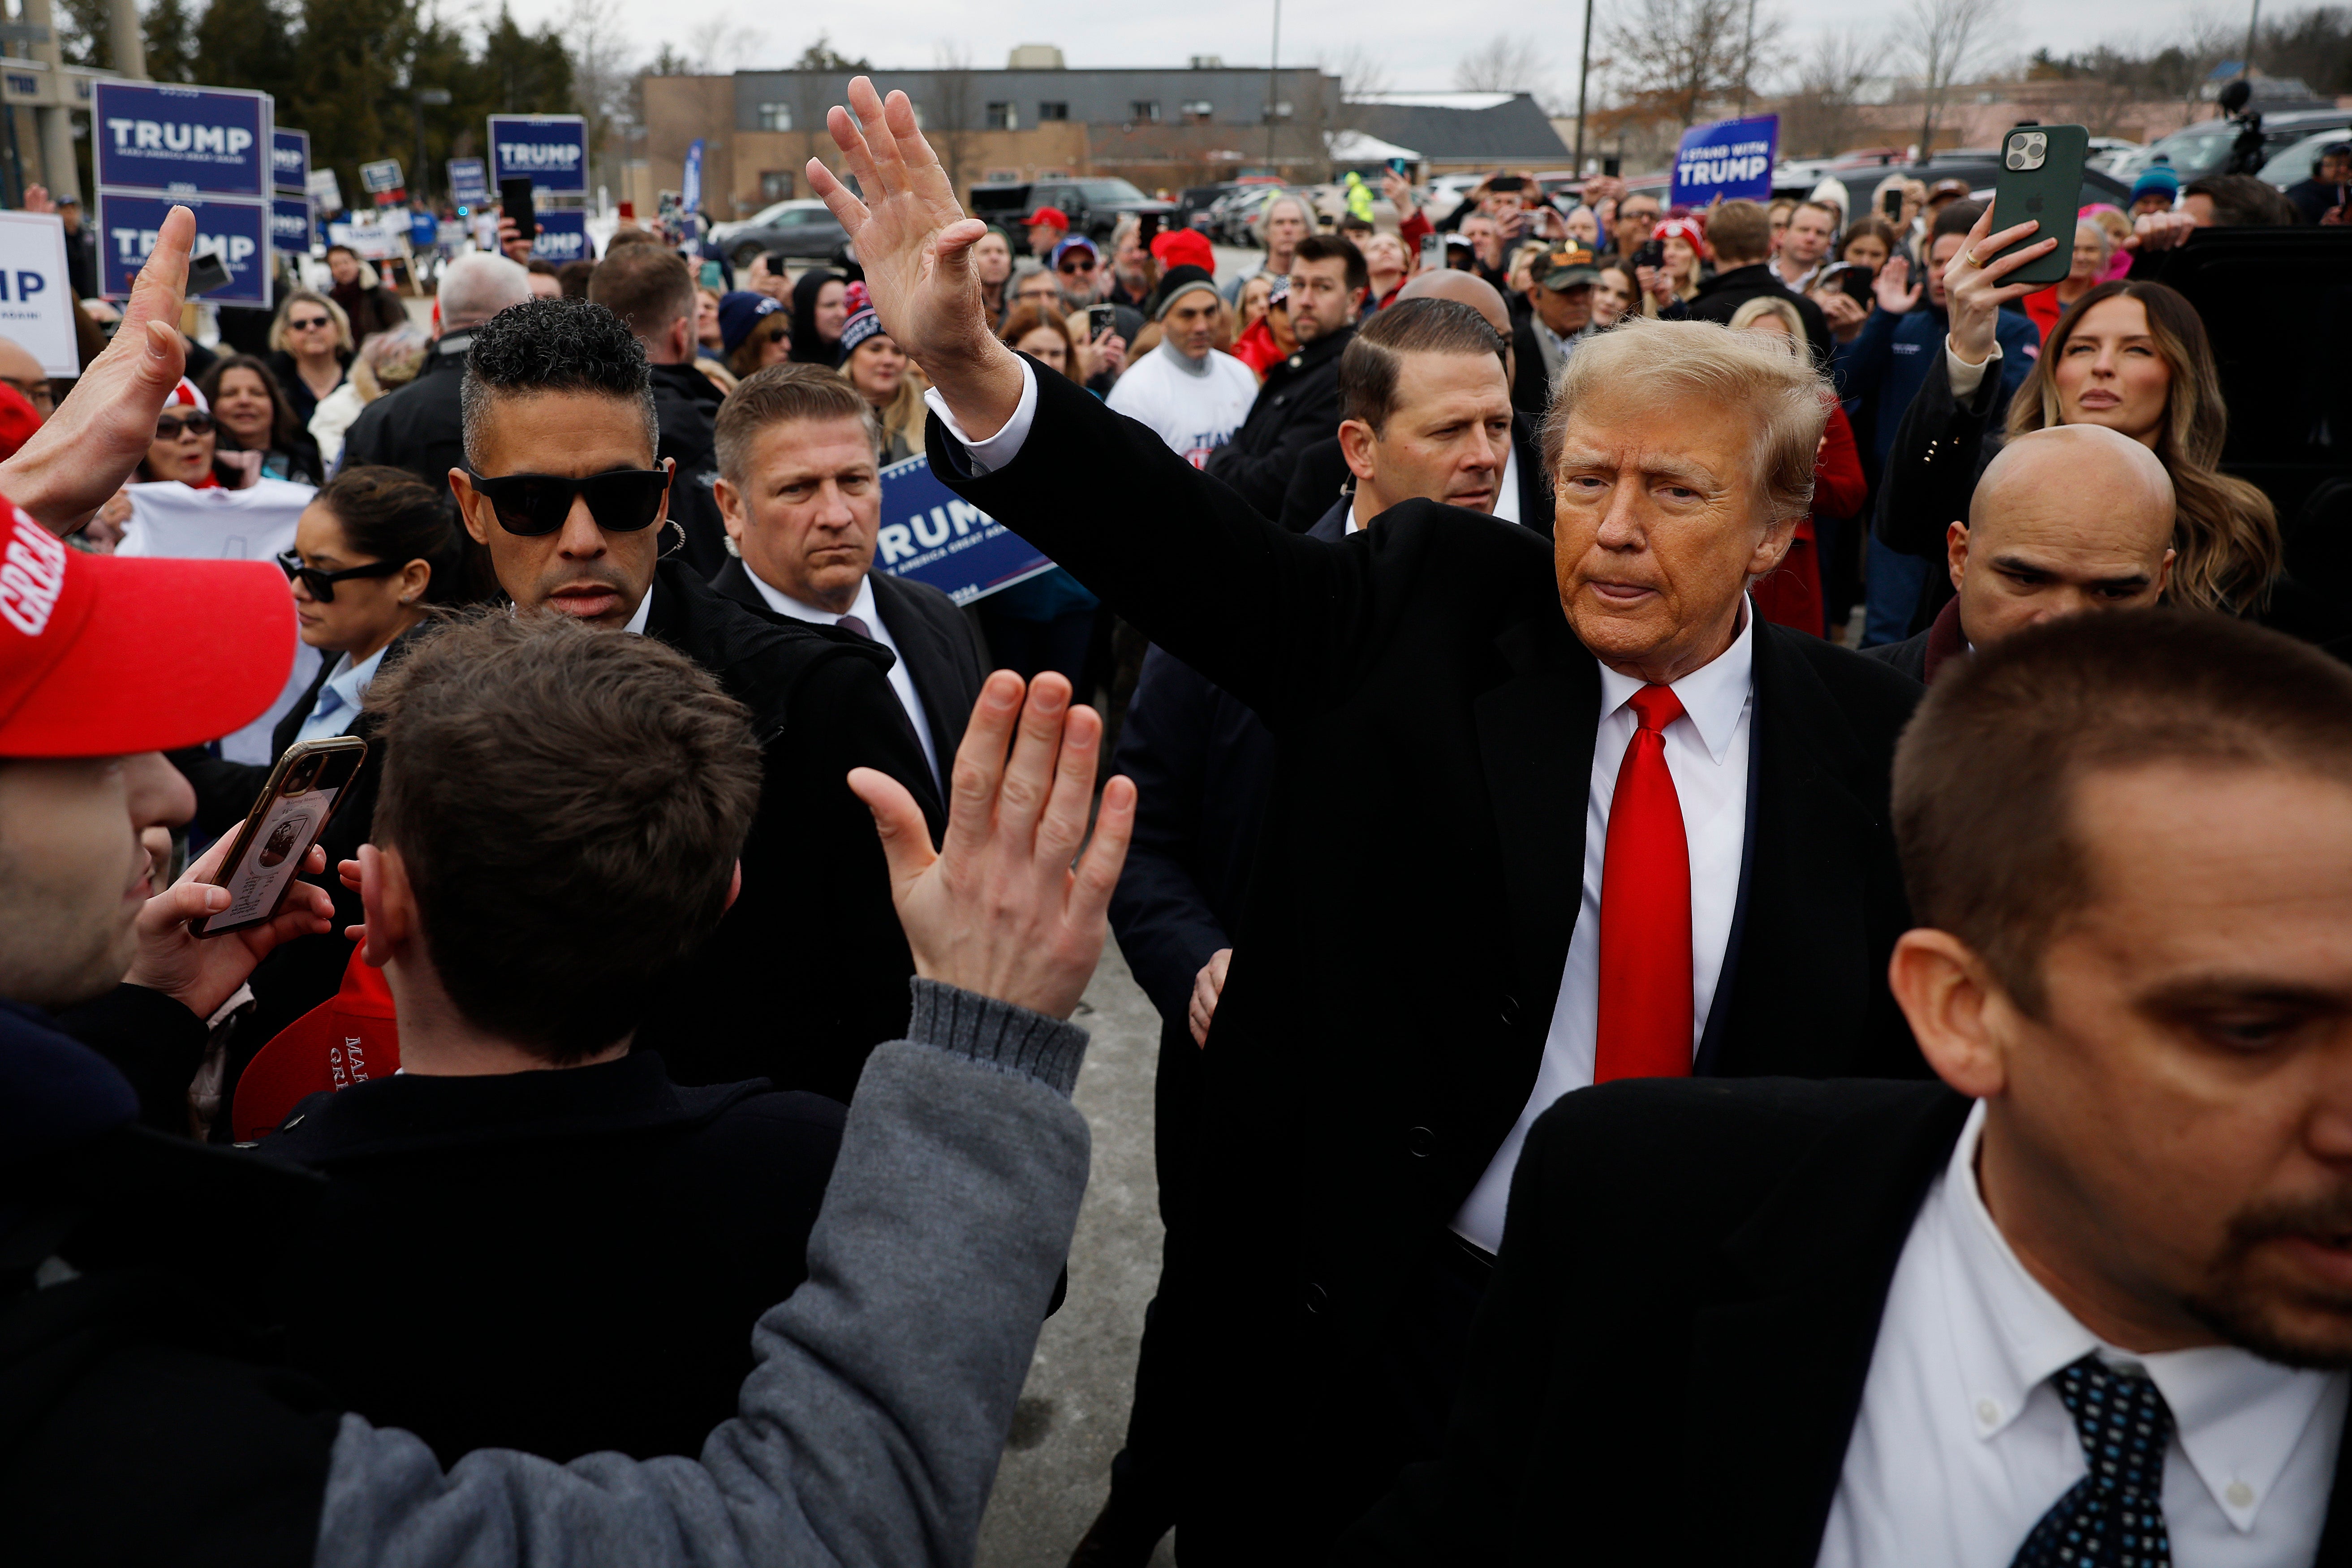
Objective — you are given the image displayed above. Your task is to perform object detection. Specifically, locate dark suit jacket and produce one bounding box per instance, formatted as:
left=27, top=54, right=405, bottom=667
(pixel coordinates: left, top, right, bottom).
left=1203, top=324, right=1354, bottom=516
left=337, top=334, right=470, bottom=490
left=1275, top=419, right=1554, bottom=539
left=1509, top=313, right=1565, bottom=419
left=932, top=366, right=1926, bottom=1557
left=648, top=360, right=730, bottom=578
left=634, top=559, right=944, bottom=1102
left=709, top=558, right=986, bottom=795
left=1344, top=1076, right=2352, bottom=1564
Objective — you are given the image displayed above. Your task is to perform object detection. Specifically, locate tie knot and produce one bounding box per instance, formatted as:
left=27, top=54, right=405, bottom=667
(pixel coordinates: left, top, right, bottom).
left=1627, top=684, right=1686, bottom=735
left=2055, top=1353, right=2175, bottom=1493
left=836, top=613, right=872, bottom=641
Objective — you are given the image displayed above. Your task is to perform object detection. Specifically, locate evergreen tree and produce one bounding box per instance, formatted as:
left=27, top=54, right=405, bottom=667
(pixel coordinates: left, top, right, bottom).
left=143, top=0, right=200, bottom=83
left=194, top=0, right=299, bottom=96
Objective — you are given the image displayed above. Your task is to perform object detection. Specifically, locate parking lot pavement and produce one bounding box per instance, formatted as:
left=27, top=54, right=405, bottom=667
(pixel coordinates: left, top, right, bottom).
left=976, top=944, right=1180, bottom=1568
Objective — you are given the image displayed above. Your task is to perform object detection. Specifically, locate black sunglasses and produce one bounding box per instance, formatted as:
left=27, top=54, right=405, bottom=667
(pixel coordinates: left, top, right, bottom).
left=464, top=463, right=672, bottom=537
left=276, top=549, right=403, bottom=603
left=156, top=411, right=213, bottom=439
left=1058, top=257, right=1097, bottom=273
left=288, top=314, right=333, bottom=330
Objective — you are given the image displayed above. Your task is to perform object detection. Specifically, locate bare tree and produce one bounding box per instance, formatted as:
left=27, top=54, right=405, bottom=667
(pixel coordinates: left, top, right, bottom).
left=1604, top=0, right=1783, bottom=128
left=1455, top=34, right=1567, bottom=111
left=1778, top=29, right=1887, bottom=157
left=687, top=16, right=766, bottom=77
left=1896, top=0, right=2007, bottom=155
left=1321, top=44, right=1393, bottom=101
left=564, top=0, right=638, bottom=197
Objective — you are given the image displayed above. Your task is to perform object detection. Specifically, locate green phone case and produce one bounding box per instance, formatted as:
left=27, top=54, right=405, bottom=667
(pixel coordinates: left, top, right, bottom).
left=1987, top=125, right=2091, bottom=288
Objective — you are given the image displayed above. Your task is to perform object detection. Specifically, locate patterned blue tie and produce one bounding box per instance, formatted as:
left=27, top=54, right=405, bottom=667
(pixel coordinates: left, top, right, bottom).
left=2010, top=1353, right=2174, bottom=1568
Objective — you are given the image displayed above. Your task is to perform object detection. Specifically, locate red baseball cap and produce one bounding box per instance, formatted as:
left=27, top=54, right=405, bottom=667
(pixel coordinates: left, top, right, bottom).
left=0, top=504, right=296, bottom=758
left=1151, top=228, right=1216, bottom=275
left=1023, top=206, right=1070, bottom=231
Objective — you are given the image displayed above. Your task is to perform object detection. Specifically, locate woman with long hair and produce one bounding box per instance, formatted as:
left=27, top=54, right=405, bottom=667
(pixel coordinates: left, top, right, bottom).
left=200, top=354, right=325, bottom=484
left=1637, top=215, right=1706, bottom=317
left=1875, top=206, right=2280, bottom=619
left=788, top=268, right=848, bottom=364
left=836, top=282, right=925, bottom=460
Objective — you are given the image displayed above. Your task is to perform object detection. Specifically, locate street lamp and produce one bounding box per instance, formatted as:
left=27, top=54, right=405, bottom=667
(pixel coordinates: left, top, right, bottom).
left=414, top=86, right=452, bottom=205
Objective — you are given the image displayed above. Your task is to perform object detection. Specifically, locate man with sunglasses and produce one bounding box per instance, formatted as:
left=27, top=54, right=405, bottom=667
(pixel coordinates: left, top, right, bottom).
left=1051, top=237, right=1140, bottom=392
left=447, top=296, right=943, bottom=1103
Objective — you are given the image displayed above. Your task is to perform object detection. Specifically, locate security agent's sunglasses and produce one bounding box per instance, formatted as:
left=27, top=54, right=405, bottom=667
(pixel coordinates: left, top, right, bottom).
left=276, top=549, right=401, bottom=603
left=464, top=461, right=674, bottom=537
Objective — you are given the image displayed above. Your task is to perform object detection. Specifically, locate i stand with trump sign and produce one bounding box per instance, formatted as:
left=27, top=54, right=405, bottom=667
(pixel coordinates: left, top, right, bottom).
left=1670, top=113, right=1779, bottom=207
left=0, top=212, right=82, bottom=377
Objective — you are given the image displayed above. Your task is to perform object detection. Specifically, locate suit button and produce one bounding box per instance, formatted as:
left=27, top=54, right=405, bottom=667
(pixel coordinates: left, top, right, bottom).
left=1305, top=1282, right=1330, bottom=1315
left=1499, top=993, right=1522, bottom=1027
left=1406, top=1125, right=1436, bottom=1158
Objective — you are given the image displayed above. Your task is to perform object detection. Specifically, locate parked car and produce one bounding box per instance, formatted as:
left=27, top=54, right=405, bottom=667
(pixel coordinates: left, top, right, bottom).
left=709, top=199, right=849, bottom=269
left=966, top=177, right=1177, bottom=254
left=2258, top=125, right=2352, bottom=188
left=2112, top=108, right=2352, bottom=185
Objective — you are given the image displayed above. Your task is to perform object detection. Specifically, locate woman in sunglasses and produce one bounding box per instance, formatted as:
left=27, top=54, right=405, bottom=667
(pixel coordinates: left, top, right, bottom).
left=264, top=289, right=354, bottom=430
left=134, top=383, right=241, bottom=487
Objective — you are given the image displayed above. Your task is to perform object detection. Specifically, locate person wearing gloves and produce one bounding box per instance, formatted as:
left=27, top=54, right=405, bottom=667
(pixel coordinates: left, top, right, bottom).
left=1105, top=265, right=1260, bottom=470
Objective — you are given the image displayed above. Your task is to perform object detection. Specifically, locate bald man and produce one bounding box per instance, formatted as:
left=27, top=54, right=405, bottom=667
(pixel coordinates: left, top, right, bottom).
left=0, top=335, right=55, bottom=427
left=1276, top=269, right=1554, bottom=534
left=1863, top=425, right=2175, bottom=684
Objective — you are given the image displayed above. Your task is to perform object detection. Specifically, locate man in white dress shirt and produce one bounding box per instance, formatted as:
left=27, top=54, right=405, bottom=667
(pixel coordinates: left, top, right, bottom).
left=1348, top=606, right=2352, bottom=1566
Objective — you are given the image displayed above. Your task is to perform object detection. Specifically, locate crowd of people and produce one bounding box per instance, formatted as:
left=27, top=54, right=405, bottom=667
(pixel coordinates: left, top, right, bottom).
left=5, top=74, right=2351, bottom=1568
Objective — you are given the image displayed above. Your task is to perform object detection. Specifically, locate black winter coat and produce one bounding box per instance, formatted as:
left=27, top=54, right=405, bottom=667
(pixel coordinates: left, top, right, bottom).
left=1203, top=325, right=1355, bottom=516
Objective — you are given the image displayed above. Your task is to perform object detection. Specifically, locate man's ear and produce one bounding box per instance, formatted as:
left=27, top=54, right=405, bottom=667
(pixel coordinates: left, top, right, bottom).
left=1889, top=928, right=2012, bottom=1100
left=665, top=314, right=694, bottom=362
left=1946, top=521, right=1970, bottom=594
left=448, top=470, right=492, bottom=547
left=1336, top=418, right=1378, bottom=482
left=358, top=842, right=417, bottom=971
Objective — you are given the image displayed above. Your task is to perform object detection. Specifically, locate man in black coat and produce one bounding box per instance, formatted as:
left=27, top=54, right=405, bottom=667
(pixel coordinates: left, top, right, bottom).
left=1202, top=233, right=1365, bottom=515
left=811, top=85, right=1922, bottom=1562
left=1666, top=197, right=1834, bottom=365
left=448, top=297, right=941, bottom=1103
left=1348, top=611, right=2352, bottom=1566
left=703, top=362, right=984, bottom=797
left=340, top=253, right=535, bottom=487
left=590, top=243, right=732, bottom=577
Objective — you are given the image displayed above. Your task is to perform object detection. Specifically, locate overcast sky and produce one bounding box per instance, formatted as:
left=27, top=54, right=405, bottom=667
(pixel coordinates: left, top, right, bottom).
left=503, top=0, right=2244, bottom=100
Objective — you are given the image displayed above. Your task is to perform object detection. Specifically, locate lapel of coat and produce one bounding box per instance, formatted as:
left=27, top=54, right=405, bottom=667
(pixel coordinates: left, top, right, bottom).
left=706, top=557, right=766, bottom=616
left=1471, top=612, right=1600, bottom=1034
left=1679, top=1084, right=1974, bottom=1565
left=870, top=574, right=965, bottom=774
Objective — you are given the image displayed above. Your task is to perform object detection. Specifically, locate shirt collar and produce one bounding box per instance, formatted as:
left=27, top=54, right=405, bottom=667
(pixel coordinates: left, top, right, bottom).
left=742, top=562, right=879, bottom=633
left=622, top=581, right=654, bottom=637
left=318, top=641, right=391, bottom=714
left=1939, top=1099, right=2344, bottom=1533
left=1593, top=598, right=1754, bottom=764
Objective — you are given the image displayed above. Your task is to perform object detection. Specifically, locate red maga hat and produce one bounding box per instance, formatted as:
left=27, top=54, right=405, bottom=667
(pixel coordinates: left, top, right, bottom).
left=0, top=504, right=295, bottom=758
left=1022, top=205, right=1070, bottom=231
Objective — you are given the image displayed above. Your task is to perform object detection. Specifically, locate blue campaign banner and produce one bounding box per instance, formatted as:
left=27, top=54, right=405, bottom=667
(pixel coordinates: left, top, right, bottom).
left=99, top=191, right=270, bottom=306
left=487, top=114, right=586, bottom=194
left=94, top=81, right=271, bottom=199
left=529, top=208, right=591, bottom=264
left=447, top=157, right=490, bottom=207
left=272, top=129, right=308, bottom=196
left=1670, top=114, right=1779, bottom=207
left=875, top=455, right=1053, bottom=605
left=270, top=195, right=313, bottom=254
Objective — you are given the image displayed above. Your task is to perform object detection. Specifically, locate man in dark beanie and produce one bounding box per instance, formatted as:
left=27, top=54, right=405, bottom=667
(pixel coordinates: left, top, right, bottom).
left=1105, top=264, right=1258, bottom=469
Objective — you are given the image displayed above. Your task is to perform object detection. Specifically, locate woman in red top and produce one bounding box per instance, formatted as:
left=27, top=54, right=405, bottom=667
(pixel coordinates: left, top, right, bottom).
left=2021, top=213, right=2115, bottom=341
left=1728, top=296, right=1866, bottom=638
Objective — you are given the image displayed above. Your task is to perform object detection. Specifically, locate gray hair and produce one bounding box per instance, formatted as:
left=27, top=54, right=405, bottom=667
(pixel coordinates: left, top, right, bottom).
left=437, top=252, right=534, bottom=332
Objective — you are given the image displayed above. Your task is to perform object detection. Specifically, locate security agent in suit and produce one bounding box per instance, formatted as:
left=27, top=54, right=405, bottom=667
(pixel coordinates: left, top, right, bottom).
left=590, top=244, right=733, bottom=578
left=813, top=82, right=1923, bottom=1563
left=704, top=363, right=984, bottom=797
left=1349, top=611, right=2352, bottom=1567
left=340, top=253, right=534, bottom=489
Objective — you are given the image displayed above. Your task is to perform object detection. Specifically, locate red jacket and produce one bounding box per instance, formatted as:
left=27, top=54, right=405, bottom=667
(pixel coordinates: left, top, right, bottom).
left=1751, top=403, right=1866, bottom=639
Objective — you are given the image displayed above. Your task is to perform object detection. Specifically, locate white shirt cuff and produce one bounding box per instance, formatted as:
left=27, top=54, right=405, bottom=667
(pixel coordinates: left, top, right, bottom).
left=922, top=359, right=1039, bottom=477
left=1945, top=334, right=2000, bottom=400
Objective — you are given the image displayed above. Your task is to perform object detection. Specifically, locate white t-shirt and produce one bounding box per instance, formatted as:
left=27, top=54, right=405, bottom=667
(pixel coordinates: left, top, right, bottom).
left=120, top=476, right=321, bottom=762
left=1106, top=343, right=1261, bottom=470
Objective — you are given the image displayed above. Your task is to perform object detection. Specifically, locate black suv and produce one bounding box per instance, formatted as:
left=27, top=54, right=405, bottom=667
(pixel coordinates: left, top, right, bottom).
left=969, top=177, right=1178, bottom=254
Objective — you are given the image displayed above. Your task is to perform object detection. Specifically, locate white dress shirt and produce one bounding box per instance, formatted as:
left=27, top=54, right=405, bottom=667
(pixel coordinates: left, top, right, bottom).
left=292, top=642, right=391, bottom=745
left=740, top=566, right=939, bottom=786
left=1817, top=1100, right=2348, bottom=1568
left=622, top=584, right=654, bottom=637
left=1450, top=604, right=1757, bottom=1253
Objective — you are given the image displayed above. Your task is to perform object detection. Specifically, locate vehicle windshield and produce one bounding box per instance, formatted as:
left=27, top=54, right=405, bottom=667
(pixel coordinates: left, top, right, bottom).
left=2258, top=129, right=2352, bottom=185
left=1078, top=179, right=1148, bottom=203
left=2126, top=125, right=2250, bottom=181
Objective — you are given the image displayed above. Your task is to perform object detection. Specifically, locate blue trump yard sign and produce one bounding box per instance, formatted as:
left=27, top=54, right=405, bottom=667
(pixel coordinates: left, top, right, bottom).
left=447, top=157, right=490, bottom=207
left=488, top=114, right=587, bottom=194
left=271, top=196, right=312, bottom=254
left=1670, top=114, right=1779, bottom=208
left=272, top=129, right=309, bottom=196
left=528, top=209, right=591, bottom=265
left=876, top=456, right=1054, bottom=605
left=95, top=81, right=271, bottom=200
left=99, top=190, right=270, bottom=307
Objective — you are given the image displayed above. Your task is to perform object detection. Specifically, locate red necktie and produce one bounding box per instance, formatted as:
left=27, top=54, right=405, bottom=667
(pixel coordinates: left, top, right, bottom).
left=1594, top=684, right=1693, bottom=1082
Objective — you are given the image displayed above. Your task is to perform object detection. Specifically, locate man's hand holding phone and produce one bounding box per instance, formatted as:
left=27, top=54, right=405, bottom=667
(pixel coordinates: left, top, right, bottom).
left=127, top=836, right=336, bottom=1021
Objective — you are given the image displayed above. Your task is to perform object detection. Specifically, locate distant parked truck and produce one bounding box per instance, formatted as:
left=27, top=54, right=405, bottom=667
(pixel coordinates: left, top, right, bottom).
left=968, top=177, right=1178, bottom=254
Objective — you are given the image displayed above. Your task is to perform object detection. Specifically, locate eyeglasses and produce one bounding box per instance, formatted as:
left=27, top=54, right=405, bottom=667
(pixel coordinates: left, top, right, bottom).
left=1058, top=257, right=1097, bottom=274
left=276, top=549, right=403, bottom=603
left=464, top=463, right=672, bottom=537
left=289, top=314, right=333, bottom=331
left=156, top=412, right=214, bottom=440
left=0, top=375, right=52, bottom=411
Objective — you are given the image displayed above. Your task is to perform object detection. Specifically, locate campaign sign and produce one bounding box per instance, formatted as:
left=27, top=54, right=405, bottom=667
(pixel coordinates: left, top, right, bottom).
left=271, top=195, right=313, bottom=254
left=446, top=157, right=489, bottom=207
left=94, top=81, right=270, bottom=199
left=1670, top=114, right=1779, bottom=207
left=488, top=114, right=586, bottom=194
left=272, top=129, right=309, bottom=196
left=0, top=212, right=84, bottom=375
left=359, top=159, right=403, bottom=195
left=306, top=166, right=344, bottom=215
left=682, top=138, right=704, bottom=214
left=874, top=455, right=1054, bottom=605
left=99, top=191, right=270, bottom=308
left=529, top=208, right=591, bottom=264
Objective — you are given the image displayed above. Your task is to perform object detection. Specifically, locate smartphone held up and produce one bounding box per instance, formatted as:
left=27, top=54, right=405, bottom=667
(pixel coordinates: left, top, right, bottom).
left=191, top=737, right=366, bottom=939
left=1986, top=124, right=2089, bottom=288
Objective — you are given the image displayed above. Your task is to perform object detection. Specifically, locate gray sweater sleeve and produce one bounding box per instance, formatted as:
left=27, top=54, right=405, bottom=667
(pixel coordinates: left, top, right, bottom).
left=312, top=979, right=1091, bottom=1568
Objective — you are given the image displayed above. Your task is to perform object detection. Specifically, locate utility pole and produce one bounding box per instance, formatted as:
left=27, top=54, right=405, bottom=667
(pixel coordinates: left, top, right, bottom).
left=2240, top=0, right=2262, bottom=82
left=1736, top=0, right=1758, bottom=116
left=1575, top=0, right=1595, bottom=172
left=414, top=87, right=452, bottom=207
left=1264, top=0, right=1282, bottom=173
left=105, top=0, right=142, bottom=78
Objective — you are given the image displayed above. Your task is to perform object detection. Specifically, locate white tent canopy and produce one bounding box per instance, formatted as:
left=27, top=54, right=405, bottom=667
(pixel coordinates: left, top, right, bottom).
left=1325, top=129, right=1423, bottom=165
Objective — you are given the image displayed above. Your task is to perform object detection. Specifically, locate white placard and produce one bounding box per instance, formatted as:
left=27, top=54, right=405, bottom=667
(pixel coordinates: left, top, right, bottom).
left=0, top=211, right=82, bottom=376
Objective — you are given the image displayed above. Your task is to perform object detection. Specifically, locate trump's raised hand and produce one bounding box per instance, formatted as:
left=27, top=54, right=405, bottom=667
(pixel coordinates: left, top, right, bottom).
left=809, top=76, right=1026, bottom=440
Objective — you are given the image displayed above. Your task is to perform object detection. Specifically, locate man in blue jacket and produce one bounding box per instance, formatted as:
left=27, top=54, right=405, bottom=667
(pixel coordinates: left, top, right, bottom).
left=1833, top=200, right=2039, bottom=646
